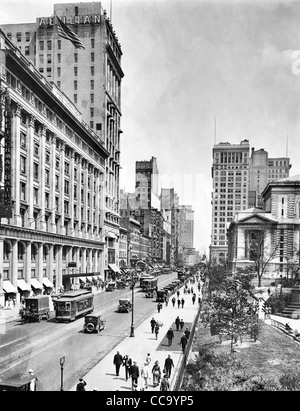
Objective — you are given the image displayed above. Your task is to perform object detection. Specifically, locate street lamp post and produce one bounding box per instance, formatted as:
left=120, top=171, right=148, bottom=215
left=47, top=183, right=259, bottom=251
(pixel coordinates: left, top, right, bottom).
left=130, top=270, right=135, bottom=337
left=60, top=356, right=65, bottom=391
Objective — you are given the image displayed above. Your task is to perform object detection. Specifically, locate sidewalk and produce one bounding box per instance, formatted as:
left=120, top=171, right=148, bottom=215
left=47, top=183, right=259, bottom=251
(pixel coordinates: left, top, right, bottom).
left=70, top=283, right=201, bottom=392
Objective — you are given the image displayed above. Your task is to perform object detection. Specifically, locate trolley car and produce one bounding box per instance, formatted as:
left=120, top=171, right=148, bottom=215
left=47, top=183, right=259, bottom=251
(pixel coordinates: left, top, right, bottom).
left=55, top=289, right=94, bottom=322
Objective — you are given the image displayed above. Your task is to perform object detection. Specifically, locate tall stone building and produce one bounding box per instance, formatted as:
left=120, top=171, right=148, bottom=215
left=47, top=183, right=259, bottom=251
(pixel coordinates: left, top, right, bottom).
left=210, top=140, right=250, bottom=265
left=1, top=2, right=123, bottom=277
left=0, top=29, right=109, bottom=305
left=249, top=148, right=291, bottom=208
left=210, top=140, right=292, bottom=266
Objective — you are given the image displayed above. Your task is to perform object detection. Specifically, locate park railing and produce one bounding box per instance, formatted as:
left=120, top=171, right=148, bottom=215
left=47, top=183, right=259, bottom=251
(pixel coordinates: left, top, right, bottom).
left=172, top=277, right=209, bottom=391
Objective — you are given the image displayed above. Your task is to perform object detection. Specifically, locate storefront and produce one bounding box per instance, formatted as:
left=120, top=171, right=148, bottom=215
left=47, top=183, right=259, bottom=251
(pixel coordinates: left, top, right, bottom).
left=17, top=279, right=31, bottom=300
left=3, top=280, right=17, bottom=306
left=31, top=278, right=43, bottom=296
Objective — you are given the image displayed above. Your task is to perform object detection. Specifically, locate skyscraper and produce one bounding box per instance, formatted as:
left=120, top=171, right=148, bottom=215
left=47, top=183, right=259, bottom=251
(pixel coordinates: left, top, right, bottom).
left=2, top=3, right=123, bottom=275
left=210, top=140, right=250, bottom=265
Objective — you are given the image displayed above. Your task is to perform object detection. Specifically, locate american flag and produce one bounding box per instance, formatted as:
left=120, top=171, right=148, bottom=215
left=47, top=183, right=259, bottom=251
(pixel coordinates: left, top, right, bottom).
left=56, top=15, right=85, bottom=50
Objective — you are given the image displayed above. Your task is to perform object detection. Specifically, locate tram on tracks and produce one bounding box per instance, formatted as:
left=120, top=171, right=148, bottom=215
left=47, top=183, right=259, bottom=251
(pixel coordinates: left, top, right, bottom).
left=55, top=289, right=94, bottom=322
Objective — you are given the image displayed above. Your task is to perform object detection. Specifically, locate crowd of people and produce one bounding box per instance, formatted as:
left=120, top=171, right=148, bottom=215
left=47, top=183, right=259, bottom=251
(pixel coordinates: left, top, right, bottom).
left=108, top=350, right=175, bottom=391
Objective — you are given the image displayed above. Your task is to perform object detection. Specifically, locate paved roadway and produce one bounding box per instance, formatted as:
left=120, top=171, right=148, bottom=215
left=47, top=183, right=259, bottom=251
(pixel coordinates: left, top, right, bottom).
left=69, top=279, right=201, bottom=392
left=0, top=272, right=184, bottom=391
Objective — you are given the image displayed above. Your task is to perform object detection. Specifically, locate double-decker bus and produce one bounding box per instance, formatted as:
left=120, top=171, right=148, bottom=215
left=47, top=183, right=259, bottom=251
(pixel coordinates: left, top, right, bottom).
left=55, top=290, right=94, bottom=322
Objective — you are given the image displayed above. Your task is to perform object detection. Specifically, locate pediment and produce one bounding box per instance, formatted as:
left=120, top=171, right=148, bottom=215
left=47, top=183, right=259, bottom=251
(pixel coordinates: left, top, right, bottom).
left=238, top=215, right=277, bottom=225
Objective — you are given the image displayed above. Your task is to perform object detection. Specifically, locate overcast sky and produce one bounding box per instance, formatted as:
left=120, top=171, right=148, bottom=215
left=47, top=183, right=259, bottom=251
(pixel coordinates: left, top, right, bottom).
left=2, top=0, right=300, bottom=254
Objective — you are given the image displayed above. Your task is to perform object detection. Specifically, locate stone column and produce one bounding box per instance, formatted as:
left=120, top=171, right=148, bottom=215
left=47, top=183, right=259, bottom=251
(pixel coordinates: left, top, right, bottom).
left=81, top=248, right=87, bottom=275
left=56, top=245, right=63, bottom=289
left=37, top=243, right=43, bottom=283
left=25, top=241, right=31, bottom=285
left=11, top=239, right=18, bottom=288
left=48, top=244, right=54, bottom=284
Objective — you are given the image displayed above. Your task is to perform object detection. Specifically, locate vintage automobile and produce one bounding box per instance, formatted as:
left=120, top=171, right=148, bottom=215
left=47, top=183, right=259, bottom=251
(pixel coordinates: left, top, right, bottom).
left=156, top=289, right=168, bottom=302
left=83, top=315, right=106, bottom=333
left=105, top=282, right=116, bottom=292
left=117, top=299, right=132, bottom=313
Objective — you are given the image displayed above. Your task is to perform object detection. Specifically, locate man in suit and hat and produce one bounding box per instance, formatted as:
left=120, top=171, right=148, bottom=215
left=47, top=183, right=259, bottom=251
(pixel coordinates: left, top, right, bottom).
left=113, top=351, right=123, bottom=376
left=130, top=361, right=140, bottom=389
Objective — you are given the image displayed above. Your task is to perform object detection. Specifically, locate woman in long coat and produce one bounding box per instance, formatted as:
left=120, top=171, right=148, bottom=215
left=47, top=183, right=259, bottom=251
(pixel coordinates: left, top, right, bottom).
left=152, top=361, right=161, bottom=387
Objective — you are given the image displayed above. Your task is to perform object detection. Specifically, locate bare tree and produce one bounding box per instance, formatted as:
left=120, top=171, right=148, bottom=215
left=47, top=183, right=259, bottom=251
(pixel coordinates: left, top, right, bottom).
left=244, top=228, right=280, bottom=287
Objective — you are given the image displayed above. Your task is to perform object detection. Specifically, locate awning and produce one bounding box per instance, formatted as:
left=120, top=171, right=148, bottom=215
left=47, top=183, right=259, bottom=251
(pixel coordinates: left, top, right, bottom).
left=106, top=232, right=117, bottom=239
left=108, top=264, right=121, bottom=273
left=3, top=280, right=17, bottom=294
left=43, top=277, right=54, bottom=288
left=31, top=278, right=43, bottom=289
left=17, top=279, right=31, bottom=291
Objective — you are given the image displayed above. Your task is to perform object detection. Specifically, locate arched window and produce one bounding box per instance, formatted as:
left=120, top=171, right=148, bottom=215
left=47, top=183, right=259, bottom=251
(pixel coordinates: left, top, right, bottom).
left=3, top=240, right=12, bottom=260
left=18, top=242, right=26, bottom=260
left=43, top=244, right=49, bottom=261
left=31, top=243, right=38, bottom=261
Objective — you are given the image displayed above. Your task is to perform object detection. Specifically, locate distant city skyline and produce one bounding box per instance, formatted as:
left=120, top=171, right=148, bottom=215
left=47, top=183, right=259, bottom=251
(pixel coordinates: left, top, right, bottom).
left=2, top=0, right=300, bottom=255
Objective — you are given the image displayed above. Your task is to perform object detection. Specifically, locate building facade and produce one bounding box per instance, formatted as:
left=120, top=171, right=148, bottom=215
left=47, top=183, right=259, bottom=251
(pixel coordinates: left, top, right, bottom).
left=227, top=175, right=300, bottom=278
left=0, top=30, right=110, bottom=305
left=249, top=148, right=291, bottom=208
left=210, top=140, right=250, bottom=265
left=1, top=2, right=123, bottom=278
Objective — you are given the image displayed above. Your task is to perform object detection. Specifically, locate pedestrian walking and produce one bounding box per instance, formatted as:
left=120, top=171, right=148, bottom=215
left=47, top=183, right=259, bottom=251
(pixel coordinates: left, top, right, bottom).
left=177, top=299, right=181, bottom=308
left=175, top=316, right=181, bottom=331
left=160, top=375, right=170, bottom=391
left=152, top=361, right=161, bottom=387
left=166, top=327, right=174, bottom=346
left=140, top=362, right=150, bottom=390
left=164, top=354, right=174, bottom=378
left=146, top=353, right=152, bottom=365
left=267, top=287, right=271, bottom=296
left=192, top=294, right=196, bottom=305
left=181, top=298, right=185, bottom=308
left=113, top=351, right=123, bottom=376
left=130, top=361, right=139, bottom=388
left=150, top=317, right=156, bottom=333
left=176, top=290, right=180, bottom=298
left=165, top=296, right=169, bottom=307
left=122, top=355, right=132, bottom=381
left=180, top=333, right=188, bottom=353
left=172, top=297, right=176, bottom=307
left=184, top=327, right=191, bottom=339
left=76, top=377, right=87, bottom=392
left=154, top=322, right=160, bottom=340
left=180, top=318, right=184, bottom=331
left=28, top=369, right=38, bottom=391
left=157, top=303, right=162, bottom=313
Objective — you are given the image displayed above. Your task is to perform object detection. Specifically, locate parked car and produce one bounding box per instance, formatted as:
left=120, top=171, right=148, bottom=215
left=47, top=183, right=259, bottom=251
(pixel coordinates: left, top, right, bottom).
left=105, top=282, right=116, bottom=292
left=83, top=315, right=106, bottom=333
left=118, top=299, right=132, bottom=313
left=156, top=290, right=167, bottom=302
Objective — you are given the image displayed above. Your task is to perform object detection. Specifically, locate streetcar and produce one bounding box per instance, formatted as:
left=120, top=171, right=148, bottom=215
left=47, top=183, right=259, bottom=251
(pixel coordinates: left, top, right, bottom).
left=55, top=289, right=94, bottom=322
